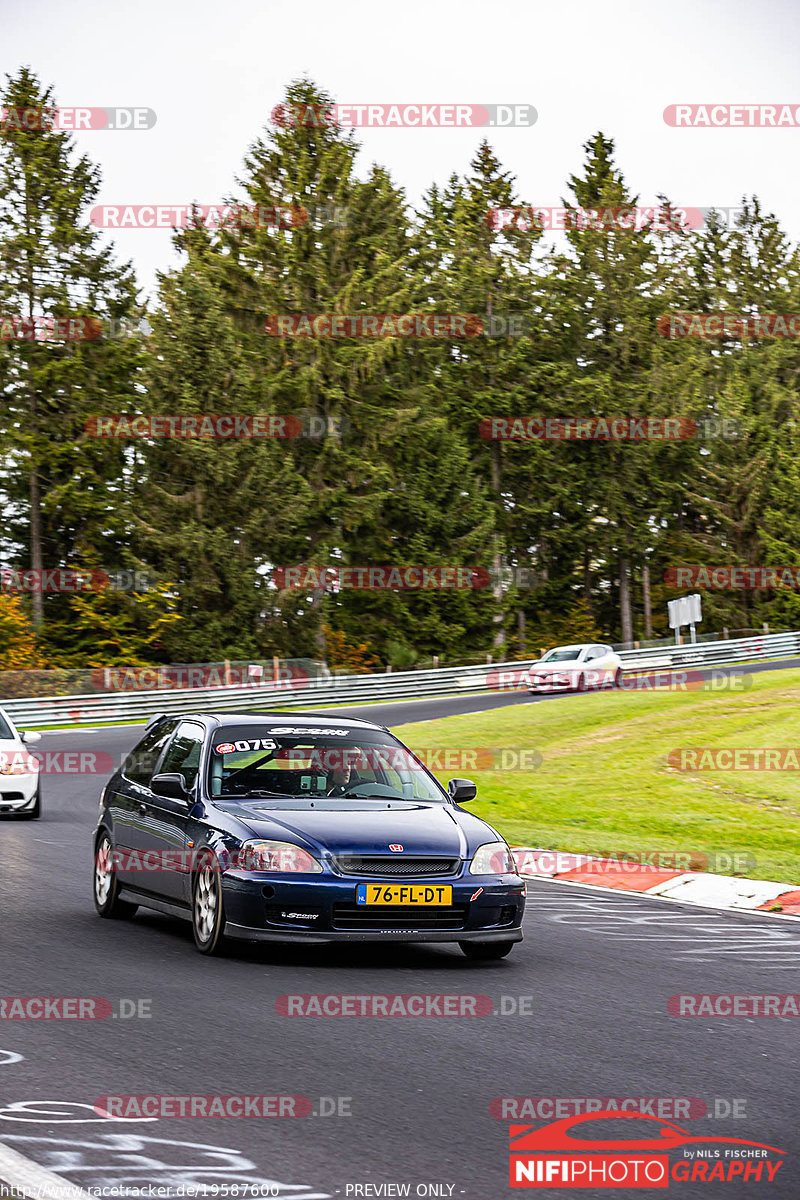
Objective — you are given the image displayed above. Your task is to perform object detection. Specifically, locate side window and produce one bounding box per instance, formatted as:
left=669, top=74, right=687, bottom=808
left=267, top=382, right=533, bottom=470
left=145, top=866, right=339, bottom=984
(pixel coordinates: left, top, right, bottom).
left=159, top=722, right=205, bottom=790
left=582, top=647, right=596, bottom=661
left=123, top=720, right=178, bottom=786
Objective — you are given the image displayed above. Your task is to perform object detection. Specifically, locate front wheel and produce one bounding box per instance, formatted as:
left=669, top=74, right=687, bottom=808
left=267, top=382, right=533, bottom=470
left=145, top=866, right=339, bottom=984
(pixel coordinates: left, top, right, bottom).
left=192, top=858, right=226, bottom=954
left=459, top=940, right=516, bottom=961
left=94, top=833, right=138, bottom=919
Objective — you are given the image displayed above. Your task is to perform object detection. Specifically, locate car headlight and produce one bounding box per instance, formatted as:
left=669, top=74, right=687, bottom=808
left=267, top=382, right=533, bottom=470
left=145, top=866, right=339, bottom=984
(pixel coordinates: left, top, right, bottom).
left=469, top=841, right=517, bottom=875
left=239, top=839, right=322, bottom=874
left=0, top=753, right=35, bottom=775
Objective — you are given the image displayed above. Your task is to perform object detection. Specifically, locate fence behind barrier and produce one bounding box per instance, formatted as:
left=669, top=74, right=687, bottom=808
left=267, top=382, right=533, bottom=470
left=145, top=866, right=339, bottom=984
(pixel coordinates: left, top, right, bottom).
left=2, top=629, right=799, bottom=728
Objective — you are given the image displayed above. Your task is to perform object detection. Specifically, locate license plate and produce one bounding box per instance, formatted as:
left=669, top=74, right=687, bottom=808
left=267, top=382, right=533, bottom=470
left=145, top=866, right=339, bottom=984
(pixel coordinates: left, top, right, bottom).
left=356, top=884, right=452, bottom=906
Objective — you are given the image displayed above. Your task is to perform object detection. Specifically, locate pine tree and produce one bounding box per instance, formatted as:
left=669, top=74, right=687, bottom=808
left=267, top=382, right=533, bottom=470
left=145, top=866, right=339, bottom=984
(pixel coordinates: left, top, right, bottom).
left=0, top=67, right=144, bottom=634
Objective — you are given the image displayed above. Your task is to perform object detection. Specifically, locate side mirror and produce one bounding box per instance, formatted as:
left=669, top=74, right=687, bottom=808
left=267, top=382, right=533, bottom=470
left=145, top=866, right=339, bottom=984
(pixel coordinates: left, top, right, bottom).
left=448, top=778, right=477, bottom=803
left=21, top=730, right=42, bottom=744
left=151, top=772, right=189, bottom=802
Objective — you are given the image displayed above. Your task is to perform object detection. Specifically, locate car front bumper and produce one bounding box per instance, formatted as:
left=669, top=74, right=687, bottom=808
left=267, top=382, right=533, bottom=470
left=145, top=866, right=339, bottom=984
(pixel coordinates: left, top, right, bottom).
left=220, top=870, right=526, bottom=944
left=529, top=674, right=576, bottom=691
left=0, top=773, right=39, bottom=812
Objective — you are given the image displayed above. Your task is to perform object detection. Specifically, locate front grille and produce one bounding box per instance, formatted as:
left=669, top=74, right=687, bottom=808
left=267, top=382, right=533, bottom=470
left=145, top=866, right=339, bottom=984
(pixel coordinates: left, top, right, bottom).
left=334, top=856, right=459, bottom=877
left=332, top=904, right=467, bottom=930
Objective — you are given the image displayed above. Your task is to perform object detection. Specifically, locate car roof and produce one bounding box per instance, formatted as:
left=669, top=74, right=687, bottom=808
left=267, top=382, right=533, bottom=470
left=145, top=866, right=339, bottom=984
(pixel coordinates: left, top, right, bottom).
left=150, top=710, right=388, bottom=733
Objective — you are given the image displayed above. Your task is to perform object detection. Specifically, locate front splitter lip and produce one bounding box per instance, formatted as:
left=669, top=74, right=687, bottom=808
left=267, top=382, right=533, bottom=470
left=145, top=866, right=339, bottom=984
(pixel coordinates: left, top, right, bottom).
left=223, top=922, right=524, bottom=945
left=0, top=789, right=38, bottom=810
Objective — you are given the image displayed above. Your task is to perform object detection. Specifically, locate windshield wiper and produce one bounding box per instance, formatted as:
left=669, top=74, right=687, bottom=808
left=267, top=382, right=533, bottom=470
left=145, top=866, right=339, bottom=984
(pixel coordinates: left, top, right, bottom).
left=226, top=788, right=286, bottom=799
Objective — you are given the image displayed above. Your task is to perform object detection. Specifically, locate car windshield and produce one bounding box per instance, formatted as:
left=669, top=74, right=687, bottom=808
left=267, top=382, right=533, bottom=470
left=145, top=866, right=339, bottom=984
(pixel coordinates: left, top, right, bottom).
left=208, top=725, right=448, bottom=804
left=540, top=646, right=584, bottom=663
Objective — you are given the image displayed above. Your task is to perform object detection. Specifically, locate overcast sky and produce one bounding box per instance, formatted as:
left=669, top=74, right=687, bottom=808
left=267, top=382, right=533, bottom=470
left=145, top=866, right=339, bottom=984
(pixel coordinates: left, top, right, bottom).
left=4, top=0, right=800, bottom=299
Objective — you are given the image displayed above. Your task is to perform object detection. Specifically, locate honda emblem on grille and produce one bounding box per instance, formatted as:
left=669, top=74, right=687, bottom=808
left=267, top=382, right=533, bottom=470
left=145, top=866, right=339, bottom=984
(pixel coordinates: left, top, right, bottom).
left=389, top=844, right=403, bottom=852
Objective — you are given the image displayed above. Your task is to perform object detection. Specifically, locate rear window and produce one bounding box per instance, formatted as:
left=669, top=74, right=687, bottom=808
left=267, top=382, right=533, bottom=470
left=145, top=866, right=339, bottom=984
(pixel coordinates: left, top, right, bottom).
left=208, top=725, right=447, bottom=804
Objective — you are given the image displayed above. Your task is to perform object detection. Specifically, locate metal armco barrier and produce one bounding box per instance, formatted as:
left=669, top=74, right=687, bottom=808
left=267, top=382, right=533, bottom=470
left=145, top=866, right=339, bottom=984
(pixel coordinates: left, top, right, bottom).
left=4, top=630, right=800, bottom=728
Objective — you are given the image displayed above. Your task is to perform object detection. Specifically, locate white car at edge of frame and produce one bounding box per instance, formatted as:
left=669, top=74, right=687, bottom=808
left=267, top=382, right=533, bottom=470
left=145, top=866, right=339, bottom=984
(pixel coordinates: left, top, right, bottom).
left=0, top=707, right=42, bottom=818
left=529, top=643, right=623, bottom=693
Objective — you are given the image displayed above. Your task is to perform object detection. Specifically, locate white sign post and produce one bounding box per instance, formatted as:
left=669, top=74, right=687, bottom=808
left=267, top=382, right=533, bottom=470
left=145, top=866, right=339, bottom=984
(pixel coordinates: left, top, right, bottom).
left=668, top=593, right=702, bottom=645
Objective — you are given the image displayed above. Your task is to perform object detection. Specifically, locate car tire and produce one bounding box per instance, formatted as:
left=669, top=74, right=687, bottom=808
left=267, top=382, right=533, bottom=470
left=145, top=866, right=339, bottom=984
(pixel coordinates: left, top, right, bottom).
left=94, top=832, right=138, bottom=919
left=192, top=856, right=226, bottom=955
left=459, top=940, right=516, bottom=961
left=18, top=784, right=41, bottom=819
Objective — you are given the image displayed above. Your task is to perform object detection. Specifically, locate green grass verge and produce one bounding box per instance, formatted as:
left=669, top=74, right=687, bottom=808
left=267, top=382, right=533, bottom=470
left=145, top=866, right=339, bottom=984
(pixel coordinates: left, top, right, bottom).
left=397, top=668, right=800, bottom=885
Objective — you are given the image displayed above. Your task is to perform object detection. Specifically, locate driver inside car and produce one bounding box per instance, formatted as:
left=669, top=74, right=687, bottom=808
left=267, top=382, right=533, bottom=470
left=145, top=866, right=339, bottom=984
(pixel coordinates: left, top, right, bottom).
left=326, top=761, right=359, bottom=796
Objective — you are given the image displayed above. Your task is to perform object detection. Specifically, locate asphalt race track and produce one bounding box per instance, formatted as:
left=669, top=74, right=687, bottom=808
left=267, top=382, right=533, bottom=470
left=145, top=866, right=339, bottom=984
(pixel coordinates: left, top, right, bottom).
left=1, top=687, right=799, bottom=1199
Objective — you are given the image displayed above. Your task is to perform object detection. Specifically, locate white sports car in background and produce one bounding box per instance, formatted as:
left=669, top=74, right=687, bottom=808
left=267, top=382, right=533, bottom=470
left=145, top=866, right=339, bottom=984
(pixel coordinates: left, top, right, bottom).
left=0, top=707, right=42, bottom=818
left=529, top=643, right=623, bottom=693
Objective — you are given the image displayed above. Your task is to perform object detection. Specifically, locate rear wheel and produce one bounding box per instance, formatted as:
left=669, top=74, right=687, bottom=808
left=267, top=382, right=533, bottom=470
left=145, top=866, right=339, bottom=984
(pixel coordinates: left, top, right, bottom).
left=94, top=832, right=138, bottom=919
left=192, top=857, right=226, bottom=955
left=459, top=940, right=516, bottom=961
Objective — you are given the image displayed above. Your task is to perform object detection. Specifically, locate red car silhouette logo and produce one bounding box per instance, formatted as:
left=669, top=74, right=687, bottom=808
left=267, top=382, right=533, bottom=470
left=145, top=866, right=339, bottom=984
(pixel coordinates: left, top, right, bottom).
left=510, top=1110, right=784, bottom=1154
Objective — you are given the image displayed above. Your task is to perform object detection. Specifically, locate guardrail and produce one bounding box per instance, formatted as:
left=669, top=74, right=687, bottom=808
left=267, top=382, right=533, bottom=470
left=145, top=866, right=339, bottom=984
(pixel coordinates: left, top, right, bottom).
left=4, top=630, right=800, bottom=728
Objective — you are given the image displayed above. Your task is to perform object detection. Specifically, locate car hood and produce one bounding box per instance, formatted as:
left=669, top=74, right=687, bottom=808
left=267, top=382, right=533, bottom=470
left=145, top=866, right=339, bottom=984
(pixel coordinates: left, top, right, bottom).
left=219, top=799, right=480, bottom=857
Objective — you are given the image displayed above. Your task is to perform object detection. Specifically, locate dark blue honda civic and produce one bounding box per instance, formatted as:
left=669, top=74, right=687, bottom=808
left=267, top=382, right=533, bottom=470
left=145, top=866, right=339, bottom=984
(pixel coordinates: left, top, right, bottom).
left=93, top=711, right=525, bottom=958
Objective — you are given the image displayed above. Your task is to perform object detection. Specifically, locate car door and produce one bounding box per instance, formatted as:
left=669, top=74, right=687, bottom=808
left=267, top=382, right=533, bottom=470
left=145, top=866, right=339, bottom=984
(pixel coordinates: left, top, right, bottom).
left=593, top=643, right=616, bottom=682
left=140, top=720, right=205, bottom=903
left=111, top=719, right=179, bottom=892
